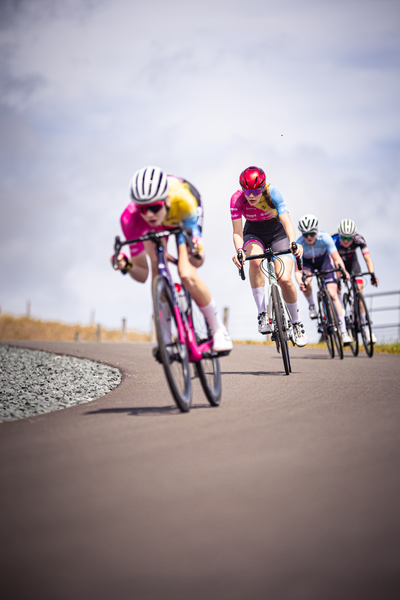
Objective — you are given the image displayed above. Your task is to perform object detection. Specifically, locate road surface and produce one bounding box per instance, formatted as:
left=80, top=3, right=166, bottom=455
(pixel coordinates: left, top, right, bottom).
left=1, top=340, right=399, bottom=600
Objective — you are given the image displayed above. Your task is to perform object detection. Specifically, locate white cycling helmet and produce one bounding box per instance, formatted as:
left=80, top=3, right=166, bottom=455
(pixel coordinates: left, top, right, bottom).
left=298, top=213, right=318, bottom=233
left=338, top=218, right=357, bottom=237
left=130, top=166, right=170, bottom=204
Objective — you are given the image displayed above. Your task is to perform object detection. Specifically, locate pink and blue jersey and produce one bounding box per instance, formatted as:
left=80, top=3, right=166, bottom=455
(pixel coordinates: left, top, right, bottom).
left=230, top=185, right=288, bottom=224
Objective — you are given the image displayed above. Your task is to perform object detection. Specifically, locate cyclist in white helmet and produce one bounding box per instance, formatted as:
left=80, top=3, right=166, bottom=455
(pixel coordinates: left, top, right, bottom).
left=113, top=166, right=233, bottom=354
left=295, top=214, right=352, bottom=344
left=332, top=218, right=379, bottom=344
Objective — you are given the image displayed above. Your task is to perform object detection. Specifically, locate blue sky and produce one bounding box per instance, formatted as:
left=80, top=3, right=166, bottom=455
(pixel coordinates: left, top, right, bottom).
left=1, top=0, right=399, bottom=341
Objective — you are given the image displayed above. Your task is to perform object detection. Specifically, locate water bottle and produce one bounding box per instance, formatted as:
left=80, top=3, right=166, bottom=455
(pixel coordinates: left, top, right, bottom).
left=175, top=283, right=188, bottom=314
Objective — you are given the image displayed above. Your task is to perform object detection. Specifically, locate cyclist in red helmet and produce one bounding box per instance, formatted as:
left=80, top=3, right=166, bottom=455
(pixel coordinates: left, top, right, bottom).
left=231, top=166, right=307, bottom=346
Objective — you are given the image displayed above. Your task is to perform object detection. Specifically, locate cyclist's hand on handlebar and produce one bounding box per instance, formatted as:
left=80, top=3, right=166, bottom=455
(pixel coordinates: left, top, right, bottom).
left=191, top=236, right=203, bottom=256
left=233, top=249, right=245, bottom=269
left=112, top=253, right=132, bottom=273
left=290, top=242, right=303, bottom=259
left=371, top=273, right=379, bottom=287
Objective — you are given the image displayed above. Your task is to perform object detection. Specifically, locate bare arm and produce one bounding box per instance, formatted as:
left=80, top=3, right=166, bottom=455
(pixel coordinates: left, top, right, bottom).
left=112, top=252, right=149, bottom=283
left=232, top=218, right=245, bottom=268
left=363, top=252, right=379, bottom=286
left=279, top=212, right=303, bottom=258
left=330, top=250, right=349, bottom=280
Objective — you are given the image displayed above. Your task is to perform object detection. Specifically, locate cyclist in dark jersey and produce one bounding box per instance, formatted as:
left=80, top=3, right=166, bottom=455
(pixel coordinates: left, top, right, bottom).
left=332, top=218, right=379, bottom=343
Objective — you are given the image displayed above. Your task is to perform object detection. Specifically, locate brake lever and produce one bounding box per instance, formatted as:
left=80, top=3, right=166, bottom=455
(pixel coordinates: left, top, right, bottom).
left=237, top=250, right=246, bottom=281
left=291, top=242, right=302, bottom=270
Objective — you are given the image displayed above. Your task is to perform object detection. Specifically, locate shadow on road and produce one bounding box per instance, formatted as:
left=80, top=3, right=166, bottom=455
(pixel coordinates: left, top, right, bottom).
left=84, top=404, right=211, bottom=417
left=221, top=370, right=288, bottom=376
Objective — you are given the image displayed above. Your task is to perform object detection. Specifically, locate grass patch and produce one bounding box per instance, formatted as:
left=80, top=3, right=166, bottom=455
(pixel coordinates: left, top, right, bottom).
left=0, top=313, right=150, bottom=342
left=374, top=342, right=400, bottom=355
left=232, top=339, right=400, bottom=354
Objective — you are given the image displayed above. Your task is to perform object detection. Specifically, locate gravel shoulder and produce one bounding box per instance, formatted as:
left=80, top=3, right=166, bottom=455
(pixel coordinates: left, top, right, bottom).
left=0, top=344, right=121, bottom=423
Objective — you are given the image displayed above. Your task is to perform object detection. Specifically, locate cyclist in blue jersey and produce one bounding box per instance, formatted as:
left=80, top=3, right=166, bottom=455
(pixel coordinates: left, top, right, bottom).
left=333, top=218, right=379, bottom=344
left=294, top=214, right=351, bottom=344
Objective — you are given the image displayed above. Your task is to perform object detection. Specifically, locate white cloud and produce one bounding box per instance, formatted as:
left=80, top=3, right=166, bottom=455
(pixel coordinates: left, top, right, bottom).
left=1, top=0, right=399, bottom=340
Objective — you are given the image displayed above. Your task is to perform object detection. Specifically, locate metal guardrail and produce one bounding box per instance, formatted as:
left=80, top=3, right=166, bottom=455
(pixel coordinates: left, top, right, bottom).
left=364, top=290, right=400, bottom=338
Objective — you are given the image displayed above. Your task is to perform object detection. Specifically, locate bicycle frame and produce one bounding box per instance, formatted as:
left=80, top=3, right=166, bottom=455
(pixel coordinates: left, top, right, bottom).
left=114, top=227, right=214, bottom=363
left=302, top=266, right=344, bottom=358
left=264, top=256, right=294, bottom=342
left=238, top=245, right=301, bottom=341
left=340, top=271, right=375, bottom=355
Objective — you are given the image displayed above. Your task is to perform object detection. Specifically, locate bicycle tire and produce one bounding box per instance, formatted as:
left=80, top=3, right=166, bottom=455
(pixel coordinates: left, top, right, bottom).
left=326, top=293, right=344, bottom=359
left=357, top=292, right=374, bottom=358
left=152, top=276, right=192, bottom=411
left=343, top=291, right=359, bottom=356
left=318, top=292, right=334, bottom=358
left=189, top=296, right=222, bottom=406
left=271, top=284, right=291, bottom=375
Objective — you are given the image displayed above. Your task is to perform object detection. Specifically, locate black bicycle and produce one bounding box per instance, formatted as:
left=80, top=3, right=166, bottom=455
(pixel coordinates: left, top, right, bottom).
left=341, top=272, right=376, bottom=358
left=113, top=225, right=221, bottom=412
left=238, top=244, right=302, bottom=376
left=302, top=268, right=344, bottom=359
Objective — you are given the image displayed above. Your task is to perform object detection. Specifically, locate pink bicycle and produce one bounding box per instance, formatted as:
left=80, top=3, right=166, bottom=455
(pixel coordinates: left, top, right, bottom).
left=113, top=225, right=221, bottom=412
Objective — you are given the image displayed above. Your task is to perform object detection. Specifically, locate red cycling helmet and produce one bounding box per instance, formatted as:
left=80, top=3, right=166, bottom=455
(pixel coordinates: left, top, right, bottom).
left=239, top=166, right=266, bottom=190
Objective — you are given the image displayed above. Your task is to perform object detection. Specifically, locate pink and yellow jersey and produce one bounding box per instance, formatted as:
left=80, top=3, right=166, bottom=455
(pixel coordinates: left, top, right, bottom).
left=120, top=175, right=203, bottom=257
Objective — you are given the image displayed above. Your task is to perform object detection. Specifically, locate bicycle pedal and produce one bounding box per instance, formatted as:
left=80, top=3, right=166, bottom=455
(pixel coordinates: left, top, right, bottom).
left=216, top=349, right=231, bottom=357
left=152, top=348, right=163, bottom=364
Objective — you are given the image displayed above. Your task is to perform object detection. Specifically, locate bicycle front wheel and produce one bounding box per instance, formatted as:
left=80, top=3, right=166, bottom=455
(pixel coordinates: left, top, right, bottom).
left=343, top=292, right=359, bottom=356
left=189, top=297, right=222, bottom=406
left=152, top=276, right=192, bottom=412
left=326, top=293, right=344, bottom=359
left=318, top=293, right=334, bottom=358
left=357, top=292, right=374, bottom=358
left=271, top=285, right=291, bottom=375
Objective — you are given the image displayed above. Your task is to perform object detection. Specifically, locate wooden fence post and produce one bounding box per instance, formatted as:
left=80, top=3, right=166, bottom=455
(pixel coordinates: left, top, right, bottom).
left=223, top=307, right=229, bottom=332
left=121, top=318, right=126, bottom=342
left=96, top=324, right=101, bottom=342
left=151, top=315, right=156, bottom=343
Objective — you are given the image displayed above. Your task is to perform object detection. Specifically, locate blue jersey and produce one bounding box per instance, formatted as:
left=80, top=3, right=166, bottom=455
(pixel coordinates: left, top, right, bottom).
left=297, top=230, right=337, bottom=261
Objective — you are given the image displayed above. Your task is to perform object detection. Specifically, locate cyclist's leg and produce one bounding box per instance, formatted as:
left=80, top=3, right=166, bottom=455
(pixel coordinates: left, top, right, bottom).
left=300, top=259, right=317, bottom=315
left=272, top=238, right=307, bottom=345
left=326, top=281, right=347, bottom=337
left=128, top=253, right=149, bottom=282
left=177, top=242, right=232, bottom=353
left=242, top=237, right=270, bottom=333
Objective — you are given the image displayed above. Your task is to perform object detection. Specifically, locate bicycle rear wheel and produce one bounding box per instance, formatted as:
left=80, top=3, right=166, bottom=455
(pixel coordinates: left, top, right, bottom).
left=343, top=292, right=359, bottom=356
left=357, top=292, right=374, bottom=358
left=318, top=293, right=334, bottom=358
left=152, top=276, right=192, bottom=412
left=271, top=285, right=291, bottom=375
left=189, top=297, right=222, bottom=406
left=326, top=293, right=344, bottom=360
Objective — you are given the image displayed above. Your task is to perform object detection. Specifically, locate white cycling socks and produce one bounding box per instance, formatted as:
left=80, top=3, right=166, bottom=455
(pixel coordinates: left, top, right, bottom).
left=286, top=301, right=300, bottom=324
left=199, top=298, right=224, bottom=335
left=305, top=294, right=315, bottom=307
left=252, top=287, right=266, bottom=314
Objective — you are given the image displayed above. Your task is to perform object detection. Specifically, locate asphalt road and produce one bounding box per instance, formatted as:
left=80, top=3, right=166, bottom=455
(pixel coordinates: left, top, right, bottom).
left=1, top=340, right=400, bottom=600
